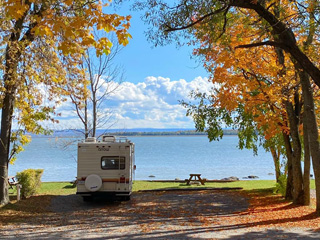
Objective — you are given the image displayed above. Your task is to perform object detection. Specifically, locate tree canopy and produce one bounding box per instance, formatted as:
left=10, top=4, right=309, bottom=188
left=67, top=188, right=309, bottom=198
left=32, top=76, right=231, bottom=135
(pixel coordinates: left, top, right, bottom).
left=136, top=0, right=320, bottom=213
left=0, top=0, right=131, bottom=205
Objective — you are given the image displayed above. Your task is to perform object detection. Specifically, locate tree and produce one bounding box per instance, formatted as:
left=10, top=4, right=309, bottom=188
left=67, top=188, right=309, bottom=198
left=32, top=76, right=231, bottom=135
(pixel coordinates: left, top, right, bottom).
left=135, top=0, right=320, bottom=211
left=68, top=33, right=124, bottom=139
left=187, top=13, right=307, bottom=204
left=0, top=0, right=131, bottom=205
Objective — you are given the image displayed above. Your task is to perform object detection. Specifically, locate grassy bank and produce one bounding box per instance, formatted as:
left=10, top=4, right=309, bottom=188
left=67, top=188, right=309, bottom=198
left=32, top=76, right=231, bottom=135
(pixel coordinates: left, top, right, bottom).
left=132, top=180, right=277, bottom=191
left=7, top=180, right=315, bottom=197
left=39, top=180, right=278, bottom=195
left=9, top=180, right=275, bottom=196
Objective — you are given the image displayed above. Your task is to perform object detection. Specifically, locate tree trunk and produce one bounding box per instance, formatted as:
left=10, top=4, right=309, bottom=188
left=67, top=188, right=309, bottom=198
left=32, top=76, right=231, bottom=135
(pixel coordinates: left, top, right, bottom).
left=299, top=70, right=320, bottom=214
left=84, top=99, right=89, bottom=139
left=270, top=146, right=281, bottom=182
left=285, top=101, right=304, bottom=204
left=230, top=1, right=320, bottom=89
left=0, top=92, right=15, bottom=205
left=0, top=41, right=21, bottom=205
left=303, top=111, right=311, bottom=206
left=0, top=1, right=39, bottom=205
left=92, top=92, right=97, bottom=138
left=283, top=132, right=293, bottom=200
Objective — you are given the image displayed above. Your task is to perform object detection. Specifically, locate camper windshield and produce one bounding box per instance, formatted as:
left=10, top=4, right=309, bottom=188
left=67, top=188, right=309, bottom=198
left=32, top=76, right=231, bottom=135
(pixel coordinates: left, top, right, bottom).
left=101, top=156, right=125, bottom=170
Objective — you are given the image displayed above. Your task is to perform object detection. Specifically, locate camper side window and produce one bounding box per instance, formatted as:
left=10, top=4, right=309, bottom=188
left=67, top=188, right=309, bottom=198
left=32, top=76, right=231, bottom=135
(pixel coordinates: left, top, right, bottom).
left=101, top=156, right=125, bottom=170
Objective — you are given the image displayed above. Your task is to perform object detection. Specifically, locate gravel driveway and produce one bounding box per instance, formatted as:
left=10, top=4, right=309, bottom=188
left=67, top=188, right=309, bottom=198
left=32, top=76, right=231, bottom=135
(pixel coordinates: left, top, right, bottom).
left=1, top=190, right=320, bottom=239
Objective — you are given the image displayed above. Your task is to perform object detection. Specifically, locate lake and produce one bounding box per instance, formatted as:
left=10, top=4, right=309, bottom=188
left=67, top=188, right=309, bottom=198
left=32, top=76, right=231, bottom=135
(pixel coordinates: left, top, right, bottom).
left=8, top=135, right=276, bottom=181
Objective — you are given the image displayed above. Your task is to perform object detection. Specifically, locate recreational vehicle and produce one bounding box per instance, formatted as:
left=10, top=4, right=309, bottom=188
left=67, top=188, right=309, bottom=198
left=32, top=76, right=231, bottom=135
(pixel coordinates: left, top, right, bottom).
left=76, top=136, right=135, bottom=201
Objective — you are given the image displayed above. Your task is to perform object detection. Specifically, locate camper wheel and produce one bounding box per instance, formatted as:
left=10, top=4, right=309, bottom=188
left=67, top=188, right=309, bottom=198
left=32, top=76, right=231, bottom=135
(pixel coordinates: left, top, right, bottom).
left=122, top=196, right=131, bottom=201
left=83, top=196, right=92, bottom=202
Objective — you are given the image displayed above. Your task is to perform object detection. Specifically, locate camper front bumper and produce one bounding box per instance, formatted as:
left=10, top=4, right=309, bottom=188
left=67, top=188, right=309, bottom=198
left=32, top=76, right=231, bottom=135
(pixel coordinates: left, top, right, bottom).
left=76, top=191, right=131, bottom=197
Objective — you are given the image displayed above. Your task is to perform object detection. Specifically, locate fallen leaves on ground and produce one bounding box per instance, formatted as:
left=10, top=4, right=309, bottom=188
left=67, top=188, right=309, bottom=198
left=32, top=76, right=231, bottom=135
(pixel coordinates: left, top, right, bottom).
left=222, top=191, right=320, bottom=230
left=1, top=190, right=320, bottom=232
left=0, top=195, right=53, bottom=226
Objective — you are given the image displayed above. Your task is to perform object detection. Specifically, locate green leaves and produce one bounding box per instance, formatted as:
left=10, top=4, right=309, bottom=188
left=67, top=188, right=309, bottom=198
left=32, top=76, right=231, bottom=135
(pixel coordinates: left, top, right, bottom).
left=181, top=91, right=233, bottom=142
left=9, top=130, right=31, bottom=164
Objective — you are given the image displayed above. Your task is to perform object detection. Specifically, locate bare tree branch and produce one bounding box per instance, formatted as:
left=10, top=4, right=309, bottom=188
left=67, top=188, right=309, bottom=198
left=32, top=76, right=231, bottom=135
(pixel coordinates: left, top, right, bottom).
left=235, top=40, right=285, bottom=49
left=165, top=5, right=228, bottom=32
left=68, top=31, right=124, bottom=138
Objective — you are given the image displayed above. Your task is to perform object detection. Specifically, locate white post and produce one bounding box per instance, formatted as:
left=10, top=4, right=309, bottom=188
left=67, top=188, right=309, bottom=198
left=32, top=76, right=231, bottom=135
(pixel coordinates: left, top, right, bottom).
left=16, top=184, right=22, bottom=201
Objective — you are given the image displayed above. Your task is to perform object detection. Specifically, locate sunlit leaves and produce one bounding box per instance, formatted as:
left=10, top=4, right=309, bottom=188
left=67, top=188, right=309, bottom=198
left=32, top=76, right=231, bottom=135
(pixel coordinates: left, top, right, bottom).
left=3, top=0, right=30, bottom=20
left=3, top=0, right=132, bottom=55
left=9, top=130, right=31, bottom=164
left=1, top=0, right=132, bottom=163
left=190, top=2, right=314, bottom=142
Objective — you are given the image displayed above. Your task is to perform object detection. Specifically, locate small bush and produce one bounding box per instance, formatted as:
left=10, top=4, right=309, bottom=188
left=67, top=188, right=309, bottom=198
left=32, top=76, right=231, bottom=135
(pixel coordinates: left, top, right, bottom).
left=274, top=174, right=287, bottom=196
left=16, top=169, right=44, bottom=199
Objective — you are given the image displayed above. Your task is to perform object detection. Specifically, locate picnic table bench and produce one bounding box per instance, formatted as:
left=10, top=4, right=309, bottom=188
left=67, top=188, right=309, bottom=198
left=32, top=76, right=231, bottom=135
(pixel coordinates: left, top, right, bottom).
left=185, top=174, right=206, bottom=185
left=8, top=176, right=22, bottom=201
left=8, top=176, right=18, bottom=189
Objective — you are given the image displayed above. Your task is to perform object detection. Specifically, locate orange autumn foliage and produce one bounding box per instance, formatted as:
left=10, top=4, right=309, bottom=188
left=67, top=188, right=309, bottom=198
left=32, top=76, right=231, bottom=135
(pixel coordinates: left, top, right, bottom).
left=193, top=2, right=320, bottom=140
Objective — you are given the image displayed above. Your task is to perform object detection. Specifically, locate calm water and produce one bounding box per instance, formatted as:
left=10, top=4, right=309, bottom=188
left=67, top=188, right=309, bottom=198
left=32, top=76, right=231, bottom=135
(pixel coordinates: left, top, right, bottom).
left=8, top=136, right=276, bottom=181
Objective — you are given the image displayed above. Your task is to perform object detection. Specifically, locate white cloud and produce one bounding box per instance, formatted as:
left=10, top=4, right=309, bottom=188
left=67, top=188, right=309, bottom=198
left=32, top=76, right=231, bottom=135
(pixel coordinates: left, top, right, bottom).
left=52, top=75, right=214, bottom=129
left=107, top=76, right=213, bottom=129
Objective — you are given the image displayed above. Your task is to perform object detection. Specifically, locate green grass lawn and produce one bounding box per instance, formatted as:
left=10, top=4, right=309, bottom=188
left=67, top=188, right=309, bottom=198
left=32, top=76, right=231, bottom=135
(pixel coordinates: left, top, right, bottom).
left=39, top=180, right=279, bottom=195
left=132, top=180, right=277, bottom=191
left=39, top=182, right=77, bottom=195
left=8, top=179, right=316, bottom=197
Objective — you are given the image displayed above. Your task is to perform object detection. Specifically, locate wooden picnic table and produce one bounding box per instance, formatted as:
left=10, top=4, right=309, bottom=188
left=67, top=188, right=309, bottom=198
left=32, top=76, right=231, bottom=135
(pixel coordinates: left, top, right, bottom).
left=8, top=176, right=22, bottom=201
left=185, top=174, right=206, bottom=185
left=8, top=176, right=18, bottom=189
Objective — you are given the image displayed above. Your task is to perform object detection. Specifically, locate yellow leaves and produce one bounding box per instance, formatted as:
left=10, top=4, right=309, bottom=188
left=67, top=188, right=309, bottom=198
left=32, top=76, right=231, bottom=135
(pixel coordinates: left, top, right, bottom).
left=4, top=1, right=132, bottom=57
left=4, top=0, right=30, bottom=20
left=117, top=31, right=132, bottom=46
left=102, top=23, right=114, bottom=33
left=64, top=0, right=73, bottom=6
left=9, top=131, right=32, bottom=164
left=104, top=0, right=112, bottom=7
left=20, top=135, right=31, bottom=145
left=93, top=37, right=113, bottom=56
left=53, top=10, right=131, bottom=56
left=82, top=35, right=96, bottom=46
left=34, top=26, right=54, bottom=37
left=58, top=42, right=71, bottom=55
left=1, top=1, right=132, bottom=157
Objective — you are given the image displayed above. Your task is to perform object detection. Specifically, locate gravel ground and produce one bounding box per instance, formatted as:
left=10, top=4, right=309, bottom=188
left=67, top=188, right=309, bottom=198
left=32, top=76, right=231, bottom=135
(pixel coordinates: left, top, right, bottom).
left=1, top=190, right=320, bottom=239
left=311, top=189, right=316, bottom=199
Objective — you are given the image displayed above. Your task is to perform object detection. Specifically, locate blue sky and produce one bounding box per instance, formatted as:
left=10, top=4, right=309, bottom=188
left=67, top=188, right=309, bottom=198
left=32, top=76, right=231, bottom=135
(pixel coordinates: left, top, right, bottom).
left=54, top=3, right=213, bottom=130
left=113, top=4, right=208, bottom=83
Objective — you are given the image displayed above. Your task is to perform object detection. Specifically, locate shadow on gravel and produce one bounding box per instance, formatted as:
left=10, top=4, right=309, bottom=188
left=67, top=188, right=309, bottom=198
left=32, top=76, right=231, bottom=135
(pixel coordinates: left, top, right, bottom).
left=225, top=228, right=320, bottom=240
left=95, top=228, right=320, bottom=240
left=50, top=194, right=122, bottom=213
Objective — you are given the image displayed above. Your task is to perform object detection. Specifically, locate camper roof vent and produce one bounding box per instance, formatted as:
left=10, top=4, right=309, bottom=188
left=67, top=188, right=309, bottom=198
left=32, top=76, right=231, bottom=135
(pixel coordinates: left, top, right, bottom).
left=102, top=135, right=116, bottom=142
left=85, top=137, right=96, bottom=142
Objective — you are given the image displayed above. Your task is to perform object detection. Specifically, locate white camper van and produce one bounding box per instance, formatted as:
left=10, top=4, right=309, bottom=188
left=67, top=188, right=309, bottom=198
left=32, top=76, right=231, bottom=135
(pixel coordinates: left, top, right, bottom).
left=76, top=136, right=135, bottom=201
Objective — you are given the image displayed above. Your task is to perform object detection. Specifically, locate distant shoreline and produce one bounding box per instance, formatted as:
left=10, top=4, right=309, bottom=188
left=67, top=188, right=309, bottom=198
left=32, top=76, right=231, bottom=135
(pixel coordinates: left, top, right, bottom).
left=29, top=129, right=238, bottom=138
left=109, top=129, right=237, bottom=137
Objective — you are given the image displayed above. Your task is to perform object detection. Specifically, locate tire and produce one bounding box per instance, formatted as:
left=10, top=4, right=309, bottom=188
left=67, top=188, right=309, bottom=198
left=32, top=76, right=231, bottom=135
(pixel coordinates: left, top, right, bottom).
left=123, top=196, right=131, bottom=201
left=83, top=196, right=92, bottom=202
